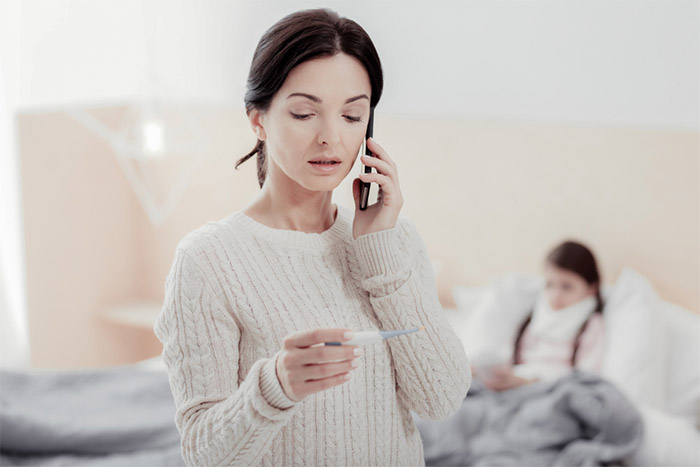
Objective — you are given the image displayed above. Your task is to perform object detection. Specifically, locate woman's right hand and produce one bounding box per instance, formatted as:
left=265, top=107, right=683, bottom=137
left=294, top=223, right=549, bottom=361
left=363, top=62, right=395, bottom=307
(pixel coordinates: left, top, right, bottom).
left=483, top=366, right=534, bottom=392
left=276, top=328, right=362, bottom=402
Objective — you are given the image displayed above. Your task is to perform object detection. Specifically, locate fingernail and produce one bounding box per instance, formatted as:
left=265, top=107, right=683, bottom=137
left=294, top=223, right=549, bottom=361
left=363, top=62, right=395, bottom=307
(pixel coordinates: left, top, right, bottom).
left=344, top=373, right=351, bottom=380
left=351, top=359, right=359, bottom=367
left=344, top=332, right=354, bottom=340
left=353, top=347, right=363, bottom=356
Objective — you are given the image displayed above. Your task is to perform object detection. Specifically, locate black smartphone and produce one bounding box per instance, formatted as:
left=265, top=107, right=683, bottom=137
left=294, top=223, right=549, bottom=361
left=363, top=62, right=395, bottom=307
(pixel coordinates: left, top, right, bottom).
left=359, top=107, right=375, bottom=211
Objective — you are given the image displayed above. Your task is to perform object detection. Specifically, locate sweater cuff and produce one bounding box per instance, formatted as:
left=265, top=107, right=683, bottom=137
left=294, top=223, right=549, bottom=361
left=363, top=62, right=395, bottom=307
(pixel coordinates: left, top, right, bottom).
left=354, top=227, right=407, bottom=279
left=259, top=353, right=297, bottom=410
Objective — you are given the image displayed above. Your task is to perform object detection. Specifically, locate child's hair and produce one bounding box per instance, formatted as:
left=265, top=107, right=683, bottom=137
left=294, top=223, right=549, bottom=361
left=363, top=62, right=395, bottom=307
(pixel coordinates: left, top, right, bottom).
left=235, top=8, right=384, bottom=188
left=513, top=240, right=604, bottom=366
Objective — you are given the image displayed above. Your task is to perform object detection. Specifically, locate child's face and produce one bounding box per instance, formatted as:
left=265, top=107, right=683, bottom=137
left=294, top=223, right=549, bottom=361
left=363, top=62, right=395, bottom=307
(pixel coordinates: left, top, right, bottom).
left=544, top=264, right=597, bottom=311
left=249, top=53, right=372, bottom=193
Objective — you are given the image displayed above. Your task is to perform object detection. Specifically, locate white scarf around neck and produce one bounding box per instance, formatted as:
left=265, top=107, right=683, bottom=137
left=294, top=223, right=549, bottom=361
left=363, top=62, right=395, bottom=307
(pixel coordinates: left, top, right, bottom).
left=528, top=293, right=597, bottom=342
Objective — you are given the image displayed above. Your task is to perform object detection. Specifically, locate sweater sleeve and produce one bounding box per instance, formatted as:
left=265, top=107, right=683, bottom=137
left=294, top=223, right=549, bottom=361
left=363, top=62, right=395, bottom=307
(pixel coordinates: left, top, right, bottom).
left=353, top=218, right=471, bottom=421
left=154, top=247, right=300, bottom=467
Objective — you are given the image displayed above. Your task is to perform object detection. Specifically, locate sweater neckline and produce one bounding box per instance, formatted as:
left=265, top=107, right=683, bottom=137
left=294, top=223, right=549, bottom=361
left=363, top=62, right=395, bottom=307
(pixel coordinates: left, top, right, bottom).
left=230, top=204, right=352, bottom=249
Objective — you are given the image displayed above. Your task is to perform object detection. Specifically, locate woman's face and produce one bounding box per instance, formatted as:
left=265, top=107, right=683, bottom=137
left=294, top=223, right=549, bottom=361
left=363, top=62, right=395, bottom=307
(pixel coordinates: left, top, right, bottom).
left=250, top=53, right=372, bottom=192
left=544, top=263, right=597, bottom=311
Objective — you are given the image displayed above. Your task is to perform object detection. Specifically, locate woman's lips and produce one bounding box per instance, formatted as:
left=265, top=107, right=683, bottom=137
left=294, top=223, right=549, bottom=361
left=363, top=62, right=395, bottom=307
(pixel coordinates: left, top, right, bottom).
left=308, top=160, right=341, bottom=174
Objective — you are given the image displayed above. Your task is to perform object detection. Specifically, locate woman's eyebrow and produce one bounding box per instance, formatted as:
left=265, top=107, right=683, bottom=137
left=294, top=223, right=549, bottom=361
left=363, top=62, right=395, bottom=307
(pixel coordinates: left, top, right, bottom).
left=286, top=93, right=369, bottom=104
left=344, top=94, right=369, bottom=104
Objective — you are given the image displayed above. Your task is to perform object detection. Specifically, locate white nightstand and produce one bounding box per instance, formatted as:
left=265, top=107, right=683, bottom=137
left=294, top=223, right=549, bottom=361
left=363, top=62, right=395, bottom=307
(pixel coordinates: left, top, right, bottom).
left=101, top=302, right=162, bottom=330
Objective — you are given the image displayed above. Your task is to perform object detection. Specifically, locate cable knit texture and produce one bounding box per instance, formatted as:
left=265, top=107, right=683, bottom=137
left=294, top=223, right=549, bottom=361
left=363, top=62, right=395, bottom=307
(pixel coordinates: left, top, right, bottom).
left=153, top=204, right=471, bottom=467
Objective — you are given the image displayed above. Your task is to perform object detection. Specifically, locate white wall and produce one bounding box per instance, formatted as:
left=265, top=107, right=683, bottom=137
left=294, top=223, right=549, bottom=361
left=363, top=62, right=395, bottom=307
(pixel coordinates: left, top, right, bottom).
left=0, top=0, right=29, bottom=368
left=12, top=0, right=700, bottom=129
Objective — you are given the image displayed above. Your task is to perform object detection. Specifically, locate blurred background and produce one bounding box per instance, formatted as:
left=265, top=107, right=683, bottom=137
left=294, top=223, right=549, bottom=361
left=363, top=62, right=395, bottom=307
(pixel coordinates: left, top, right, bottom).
left=1, top=0, right=698, bottom=369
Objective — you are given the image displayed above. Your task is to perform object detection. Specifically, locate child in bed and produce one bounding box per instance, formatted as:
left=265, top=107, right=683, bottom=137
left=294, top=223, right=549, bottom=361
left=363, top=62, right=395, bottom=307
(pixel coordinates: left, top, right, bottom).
left=483, top=240, right=604, bottom=391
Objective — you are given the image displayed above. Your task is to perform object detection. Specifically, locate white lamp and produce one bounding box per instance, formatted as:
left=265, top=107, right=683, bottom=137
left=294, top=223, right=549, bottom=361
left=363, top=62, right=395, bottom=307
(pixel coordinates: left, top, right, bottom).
left=67, top=96, right=207, bottom=225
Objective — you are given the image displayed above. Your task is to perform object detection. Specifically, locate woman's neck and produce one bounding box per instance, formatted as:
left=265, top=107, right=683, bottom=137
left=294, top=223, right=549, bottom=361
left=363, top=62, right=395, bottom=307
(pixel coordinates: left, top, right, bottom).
left=243, top=170, right=337, bottom=234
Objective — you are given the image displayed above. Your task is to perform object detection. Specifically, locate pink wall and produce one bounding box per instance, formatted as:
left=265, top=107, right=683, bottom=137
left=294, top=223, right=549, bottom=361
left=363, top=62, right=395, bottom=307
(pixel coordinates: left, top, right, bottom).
left=19, top=107, right=151, bottom=367
left=18, top=105, right=699, bottom=368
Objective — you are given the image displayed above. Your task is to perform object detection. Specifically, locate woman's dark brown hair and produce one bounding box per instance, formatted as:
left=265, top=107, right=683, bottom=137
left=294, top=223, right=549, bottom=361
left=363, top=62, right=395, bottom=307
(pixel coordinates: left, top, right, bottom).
left=513, top=240, right=604, bottom=367
left=235, top=8, right=384, bottom=188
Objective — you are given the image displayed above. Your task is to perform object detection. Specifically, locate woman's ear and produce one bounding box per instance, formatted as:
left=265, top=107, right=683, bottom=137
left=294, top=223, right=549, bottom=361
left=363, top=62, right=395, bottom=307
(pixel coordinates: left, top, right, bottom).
left=248, top=108, right=267, bottom=141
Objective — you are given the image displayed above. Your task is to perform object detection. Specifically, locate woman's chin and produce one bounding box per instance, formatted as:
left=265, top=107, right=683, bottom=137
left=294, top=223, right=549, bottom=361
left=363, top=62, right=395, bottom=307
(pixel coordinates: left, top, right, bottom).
left=310, top=179, right=342, bottom=193
left=301, top=174, right=345, bottom=193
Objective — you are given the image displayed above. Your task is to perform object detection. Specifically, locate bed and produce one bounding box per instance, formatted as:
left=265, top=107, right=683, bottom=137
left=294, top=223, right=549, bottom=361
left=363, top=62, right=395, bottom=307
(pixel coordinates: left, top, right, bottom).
left=414, top=371, right=644, bottom=466
left=1, top=268, right=697, bottom=466
left=0, top=357, right=184, bottom=466
left=426, top=267, right=700, bottom=466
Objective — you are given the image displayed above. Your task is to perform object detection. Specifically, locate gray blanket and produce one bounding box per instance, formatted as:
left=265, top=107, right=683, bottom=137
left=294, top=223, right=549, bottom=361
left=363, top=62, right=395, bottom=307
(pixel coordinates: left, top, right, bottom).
left=414, top=371, right=643, bottom=467
left=0, top=365, right=184, bottom=466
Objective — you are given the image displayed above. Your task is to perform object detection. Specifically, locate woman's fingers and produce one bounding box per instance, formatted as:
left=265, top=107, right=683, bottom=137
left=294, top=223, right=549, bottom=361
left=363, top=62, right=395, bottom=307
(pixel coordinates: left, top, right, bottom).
left=352, top=137, right=404, bottom=238
left=284, top=327, right=352, bottom=349
left=357, top=138, right=403, bottom=211
left=358, top=171, right=391, bottom=187
left=361, top=154, right=395, bottom=179
left=297, top=344, right=360, bottom=365
left=361, top=152, right=400, bottom=192
left=304, top=372, right=352, bottom=394
left=358, top=172, right=401, bottom=207
left=278, top=328, right=363, bottom=401
left=278, top=350, right=360, bottom=397
left=366, top=137, right=396, bottom=169
left=303, top=359, right=359, bottom=381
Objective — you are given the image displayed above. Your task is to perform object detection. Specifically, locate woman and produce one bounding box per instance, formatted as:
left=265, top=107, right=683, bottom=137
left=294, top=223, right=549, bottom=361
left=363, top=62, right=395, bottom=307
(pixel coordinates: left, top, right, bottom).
left=483, top=240, right=605, bottom=391
left=154, top=8, right=471, bottom=467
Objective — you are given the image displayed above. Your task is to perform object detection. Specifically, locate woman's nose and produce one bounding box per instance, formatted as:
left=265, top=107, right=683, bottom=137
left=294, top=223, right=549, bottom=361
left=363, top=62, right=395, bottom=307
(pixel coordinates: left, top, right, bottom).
left=317, top=117, right=341, bottom=146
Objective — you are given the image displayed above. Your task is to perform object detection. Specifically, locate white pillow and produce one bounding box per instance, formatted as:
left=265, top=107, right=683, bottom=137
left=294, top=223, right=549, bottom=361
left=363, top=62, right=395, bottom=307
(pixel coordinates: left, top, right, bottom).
left=662, top=301, right=700, bottom=426
left=629, top=405, right=700, bottom=467
left=601, top=268, right=668, bottom=411
left=452, top=284, right=487, bottom=319
left=452, top=273, right=542, bottom=368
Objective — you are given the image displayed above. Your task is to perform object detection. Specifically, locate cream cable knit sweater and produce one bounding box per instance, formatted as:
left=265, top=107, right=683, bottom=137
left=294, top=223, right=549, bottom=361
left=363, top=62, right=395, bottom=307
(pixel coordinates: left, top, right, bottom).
left=154, top=204, right=471, bottom=467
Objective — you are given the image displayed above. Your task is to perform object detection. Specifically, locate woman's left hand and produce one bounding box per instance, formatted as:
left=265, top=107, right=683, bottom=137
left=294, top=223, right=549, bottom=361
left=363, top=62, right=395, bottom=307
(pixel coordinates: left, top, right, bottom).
left=352, top=137, right=404, bottom=239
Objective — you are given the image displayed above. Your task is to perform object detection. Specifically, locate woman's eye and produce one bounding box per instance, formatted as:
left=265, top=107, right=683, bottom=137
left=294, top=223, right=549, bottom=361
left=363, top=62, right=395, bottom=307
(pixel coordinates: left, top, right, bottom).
left=344, top=115, right=362, bottom=123
left=291, top=112, right=312, bottom=120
